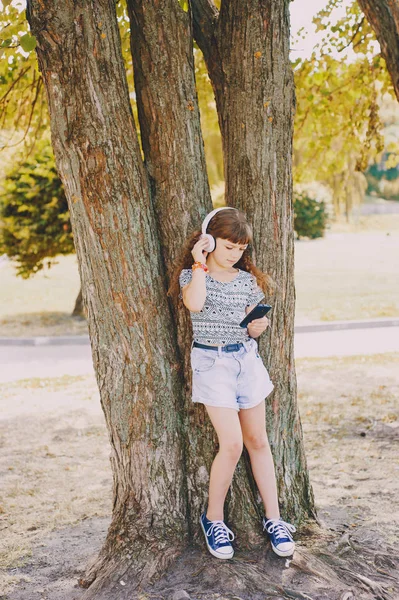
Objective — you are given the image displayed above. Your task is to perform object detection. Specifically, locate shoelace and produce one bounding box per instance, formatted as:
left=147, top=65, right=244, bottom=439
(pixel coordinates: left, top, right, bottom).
left=263, top=518, right=296, bottom=541
left=206, top=520, right=235, bottom=544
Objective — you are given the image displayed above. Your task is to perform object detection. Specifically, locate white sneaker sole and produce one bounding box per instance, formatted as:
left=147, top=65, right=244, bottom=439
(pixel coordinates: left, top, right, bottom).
left=271, top=542, right=295, bottom=557
left=200, top=517, right=234, bottom=560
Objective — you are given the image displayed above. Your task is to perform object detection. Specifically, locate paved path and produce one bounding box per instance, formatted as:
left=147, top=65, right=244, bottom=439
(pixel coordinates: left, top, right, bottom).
left=360, top=199, right=399, bottom=215
left=0, top=343, right=93, bottom=383
left=294, top=325, right=399, bottom=359
left=1, top=319, right=398, bottom=383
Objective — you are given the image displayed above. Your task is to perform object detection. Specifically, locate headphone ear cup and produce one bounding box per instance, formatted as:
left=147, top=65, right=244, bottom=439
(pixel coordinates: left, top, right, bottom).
left=200, top=233, right=215, bottom=252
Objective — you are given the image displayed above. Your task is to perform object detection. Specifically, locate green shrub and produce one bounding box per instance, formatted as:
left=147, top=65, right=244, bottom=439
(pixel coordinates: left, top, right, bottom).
left=293, top=192, right=328, bottom=240
left=0, top=142, right=74, bottom=278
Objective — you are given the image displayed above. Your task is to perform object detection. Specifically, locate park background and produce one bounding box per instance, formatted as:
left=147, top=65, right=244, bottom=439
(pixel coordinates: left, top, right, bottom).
left=0, top=0, right=398, bottom=599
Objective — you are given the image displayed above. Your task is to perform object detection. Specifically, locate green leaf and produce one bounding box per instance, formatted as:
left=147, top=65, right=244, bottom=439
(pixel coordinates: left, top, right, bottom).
left=19, top=33, right=36, bottom=52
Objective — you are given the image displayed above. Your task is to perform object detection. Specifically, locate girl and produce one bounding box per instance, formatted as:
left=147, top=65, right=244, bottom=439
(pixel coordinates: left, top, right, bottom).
left=168, top=206, right=296, bottom=560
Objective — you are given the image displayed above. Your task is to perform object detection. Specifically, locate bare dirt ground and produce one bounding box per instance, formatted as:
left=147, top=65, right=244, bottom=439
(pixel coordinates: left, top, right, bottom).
left=1, top=352, right=398, bottom=599
left=294, top=216, right=399, bottom=324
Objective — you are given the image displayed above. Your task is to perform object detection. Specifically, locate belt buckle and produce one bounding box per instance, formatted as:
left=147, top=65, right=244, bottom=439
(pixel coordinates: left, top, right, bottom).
left=224, top=343, right=240, bottom=352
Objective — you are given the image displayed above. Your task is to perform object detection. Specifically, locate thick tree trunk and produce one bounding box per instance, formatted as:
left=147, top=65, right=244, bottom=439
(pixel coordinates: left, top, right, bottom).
left=23, top=1, right=399, bottom=597
left=129, top=0, right=316, bottom=546
left=126, top=0, right=222, bottom=545
left=357, top=0, right=399, bottom=101
left=192, top=0, right=316, bottom=523
left=27, top=0, right=316, bottom=596
left=26, top=0, right=188, bottom=595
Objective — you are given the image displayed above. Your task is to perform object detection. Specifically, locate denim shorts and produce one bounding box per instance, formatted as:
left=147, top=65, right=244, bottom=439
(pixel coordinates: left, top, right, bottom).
left=190, top=338, right=274, bottom=412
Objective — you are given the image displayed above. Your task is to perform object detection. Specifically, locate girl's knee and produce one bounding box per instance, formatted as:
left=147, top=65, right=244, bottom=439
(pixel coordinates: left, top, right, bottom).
left=244, top=433, right=269, bottom=451
left=219, top=439, right=243, bottom=461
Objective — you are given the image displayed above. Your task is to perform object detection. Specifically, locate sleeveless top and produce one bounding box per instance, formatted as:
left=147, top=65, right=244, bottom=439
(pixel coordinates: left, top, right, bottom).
left=178, top=268, right=265, bottom=345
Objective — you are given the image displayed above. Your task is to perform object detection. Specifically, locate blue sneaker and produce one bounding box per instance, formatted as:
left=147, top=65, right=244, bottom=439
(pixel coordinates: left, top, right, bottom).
left=262, top=516, right=296, bottom=557
left=200, top=512, right=235, bottom=559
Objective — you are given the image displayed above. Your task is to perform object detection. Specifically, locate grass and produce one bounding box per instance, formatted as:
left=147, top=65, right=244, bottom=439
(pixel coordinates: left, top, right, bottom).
left=0, top=214, right=399, bottom=336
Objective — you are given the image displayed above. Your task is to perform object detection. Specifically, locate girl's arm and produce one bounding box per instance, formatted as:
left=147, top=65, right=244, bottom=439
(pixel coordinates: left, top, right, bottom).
left=181, top=268, right=207, bottom=312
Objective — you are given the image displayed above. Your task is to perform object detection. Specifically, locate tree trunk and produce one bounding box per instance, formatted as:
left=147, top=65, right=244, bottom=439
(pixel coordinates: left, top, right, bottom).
left=129, top=0, right=316, bottom=546
left=72, top=286, right=84, bottom=317
left=192, top=0, right=316, bottom=526
left=126, top=0, right=223, bottom=546
left=26, top=0, right=316, bottom=597
left=26, top=0, right=189, bottom=594
left=357, top=0, right=399, bottom=101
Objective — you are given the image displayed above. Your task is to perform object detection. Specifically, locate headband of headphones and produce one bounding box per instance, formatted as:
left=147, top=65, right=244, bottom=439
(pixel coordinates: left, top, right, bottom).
left=201, top=206, right=237, bottom=235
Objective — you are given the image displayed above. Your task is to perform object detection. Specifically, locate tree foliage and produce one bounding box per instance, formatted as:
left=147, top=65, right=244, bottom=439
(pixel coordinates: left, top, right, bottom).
left=0, top=1, right=47, bottom=153
left=294, top=192, right=328, bottom=239
left=0, top=1, right=132, bottom=154
left=292, top=0, right=397, bottom=213
left=0, top=139, right=73, bottom=277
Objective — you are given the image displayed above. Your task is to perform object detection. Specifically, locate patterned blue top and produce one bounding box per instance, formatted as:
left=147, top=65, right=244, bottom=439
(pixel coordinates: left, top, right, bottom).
left=178, top=268, right=265, bottom=345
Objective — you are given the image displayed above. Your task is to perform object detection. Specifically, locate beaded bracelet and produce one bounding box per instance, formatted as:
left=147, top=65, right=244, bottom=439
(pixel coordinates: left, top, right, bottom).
left=192, top=261, right=209, bottom=273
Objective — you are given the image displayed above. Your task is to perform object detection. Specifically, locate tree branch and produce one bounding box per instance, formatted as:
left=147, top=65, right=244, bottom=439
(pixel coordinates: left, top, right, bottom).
left=358, top=0, right=399, bottom=102
left=191, top=0, right=223, bottom=82
left=338, top=17, right=365, bottom=53
left=191, top=0, right=218, bottom=55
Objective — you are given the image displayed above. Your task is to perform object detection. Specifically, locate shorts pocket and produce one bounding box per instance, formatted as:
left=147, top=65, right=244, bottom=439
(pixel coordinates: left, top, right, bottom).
left=191, top=350, right=216, bottom=373
left=249, top=339, right=261, bottom=359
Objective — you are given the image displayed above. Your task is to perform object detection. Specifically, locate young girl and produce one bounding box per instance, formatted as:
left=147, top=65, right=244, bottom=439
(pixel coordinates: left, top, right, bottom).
left=169, top=206, right=296, bottom=560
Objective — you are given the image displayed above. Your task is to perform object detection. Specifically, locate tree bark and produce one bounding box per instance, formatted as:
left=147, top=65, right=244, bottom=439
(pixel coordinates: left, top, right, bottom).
left=129, top=0, right=316, bottom=546
left=357, top=0, right=399, bottom=101
left=72, top=286, right=84, bottom=317
left=192, top=0, right=316, bottom=524
left=26, top=0, right=317, bottom=596
left=126, top=0, right=224, bottom=546
left=26, top=0, right=189, bottom=595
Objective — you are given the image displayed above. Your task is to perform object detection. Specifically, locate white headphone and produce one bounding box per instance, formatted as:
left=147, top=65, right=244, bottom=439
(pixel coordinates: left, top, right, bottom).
left=199, top=206, right=237, bottom=252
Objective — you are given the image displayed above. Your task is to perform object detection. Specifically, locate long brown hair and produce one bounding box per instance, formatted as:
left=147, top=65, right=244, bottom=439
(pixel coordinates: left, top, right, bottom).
left=167, top=207, right=276, bottom=304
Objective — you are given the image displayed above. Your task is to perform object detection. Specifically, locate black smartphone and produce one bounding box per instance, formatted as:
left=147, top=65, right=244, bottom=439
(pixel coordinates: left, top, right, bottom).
left=239, top=303, right=272, bottom=328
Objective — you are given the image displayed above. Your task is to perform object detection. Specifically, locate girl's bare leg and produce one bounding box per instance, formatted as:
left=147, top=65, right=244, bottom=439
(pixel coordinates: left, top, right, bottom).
left=204, top=405, right=243, bottom=521
left=238, top=399, right=280, bottom=519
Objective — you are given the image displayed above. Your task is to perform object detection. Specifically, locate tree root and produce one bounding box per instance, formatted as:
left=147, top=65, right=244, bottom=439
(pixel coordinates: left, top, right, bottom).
left=79, top=542, right=184, bottom=600
left=338, top=569, right=390, bottom=600
left=289, top=548, right=340, bottom=582
left=77, top=523, right=398, bottom=600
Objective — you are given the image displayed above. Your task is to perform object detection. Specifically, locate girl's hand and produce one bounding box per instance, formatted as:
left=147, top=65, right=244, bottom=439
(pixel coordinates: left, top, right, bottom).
left=247, top=315, right=270, bottom=338
left=191, top=237, right=209, bottom=264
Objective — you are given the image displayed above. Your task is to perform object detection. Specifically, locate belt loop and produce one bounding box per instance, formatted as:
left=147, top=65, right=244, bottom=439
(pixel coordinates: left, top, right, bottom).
left=191, top=340, right=194, bottom=350
left=218, top=346, right=222, bottom=358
